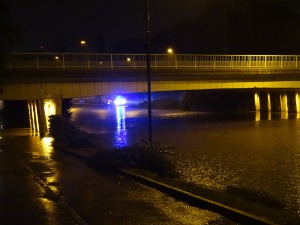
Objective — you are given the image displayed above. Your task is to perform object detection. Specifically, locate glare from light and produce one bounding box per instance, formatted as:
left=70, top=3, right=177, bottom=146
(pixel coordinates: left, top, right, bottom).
left=167, top=48, right=174, bottom=54
left=114, top=96, right=127, bottom=106
left=44, top=99, right=56, bottom=130
left=127, top=57, right=131, bottom=62
left=80, top=40, right=86, bottom=45
left=41, top=136, right=54, bottom=158
left=55, top=56, right=59, bottom=60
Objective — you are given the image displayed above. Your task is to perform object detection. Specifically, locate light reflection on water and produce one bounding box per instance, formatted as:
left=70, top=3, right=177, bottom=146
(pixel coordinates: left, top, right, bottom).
left=70, top=107, right=300, bottom=218
left=41, top=136, right=54, bottom=158
left=115, top=106, right=127, bottom=148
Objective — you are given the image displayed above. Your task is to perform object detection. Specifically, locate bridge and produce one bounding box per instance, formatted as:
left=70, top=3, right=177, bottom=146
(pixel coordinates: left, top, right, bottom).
left=2, top=53, right=300, bottom=133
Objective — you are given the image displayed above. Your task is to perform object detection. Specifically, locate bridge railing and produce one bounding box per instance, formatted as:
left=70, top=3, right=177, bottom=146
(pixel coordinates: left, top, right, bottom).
left=6, top=53, right=300, bottom=70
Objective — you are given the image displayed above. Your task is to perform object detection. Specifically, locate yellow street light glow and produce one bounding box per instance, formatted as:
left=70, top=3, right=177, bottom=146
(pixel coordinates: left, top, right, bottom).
left=80, top=40, right=86, bottom=45
left=167, top=48, right=174, bottom=54
left=55, top=56, right=59, bottom=60
left=127, top=57, right=131, bottom=62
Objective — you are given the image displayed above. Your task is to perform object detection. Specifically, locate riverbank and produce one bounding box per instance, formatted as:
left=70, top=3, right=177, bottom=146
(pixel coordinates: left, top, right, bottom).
left=49, top=114, right=300, bottom=225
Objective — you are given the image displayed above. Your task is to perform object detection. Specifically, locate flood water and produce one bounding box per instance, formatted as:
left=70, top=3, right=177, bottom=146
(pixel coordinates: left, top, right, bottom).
left=70, top=106, right=300, bottom=221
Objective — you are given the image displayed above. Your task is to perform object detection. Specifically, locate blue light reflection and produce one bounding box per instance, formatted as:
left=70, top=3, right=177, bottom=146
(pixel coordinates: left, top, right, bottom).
left=114, top=106, right=127, bottom=148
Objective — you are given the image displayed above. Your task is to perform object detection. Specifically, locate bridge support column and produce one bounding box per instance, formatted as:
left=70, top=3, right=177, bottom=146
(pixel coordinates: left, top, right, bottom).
left=38, top=99, right=48, bottom=136
left=258, top=92, right=271, bottom=112
left=254, top=92, right=260, bottom=111
left=295, top=92, right=300, bottom=113
left=28, top=100, right=39, bottom=133
left=27, top=98, right=61, bottom=135
left=280, top=93, right=288, bottom=112
left=27, top=99, right=47, bottom=135
left=267, top=92, right=271, bottom=112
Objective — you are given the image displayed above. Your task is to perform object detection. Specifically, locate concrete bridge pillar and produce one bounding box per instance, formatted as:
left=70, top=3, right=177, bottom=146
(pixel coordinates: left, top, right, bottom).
left=27, top=98, right=62, bottom=135
left=27, top=100, right=46, bottom=135
left=280, top=93, right=288, bottom=113
left=257, top=92, right=271, bottom=112
left=254, top=92, right=260, bottom=111
left=28, top=100, right=39, bottom=133
left=296, top=92, right=300, bottom=113
left=267, top=92, right=271, bottom=112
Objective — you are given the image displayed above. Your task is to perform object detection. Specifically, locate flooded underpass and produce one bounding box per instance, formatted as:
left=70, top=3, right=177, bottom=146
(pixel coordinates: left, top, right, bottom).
left=0, top=128, right=239, bottom=225
left=69, top=106, right=300, bottom=224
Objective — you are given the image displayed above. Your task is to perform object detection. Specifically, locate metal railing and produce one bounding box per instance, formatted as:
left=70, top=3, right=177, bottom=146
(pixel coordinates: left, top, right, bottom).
left=5, top=53, right=300, bottom=70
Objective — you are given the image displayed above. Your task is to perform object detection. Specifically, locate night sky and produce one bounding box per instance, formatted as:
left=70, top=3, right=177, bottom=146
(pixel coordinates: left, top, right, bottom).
left=7, top=0, right=205, bottom=52
left=4, top=0, right=300, bottom=54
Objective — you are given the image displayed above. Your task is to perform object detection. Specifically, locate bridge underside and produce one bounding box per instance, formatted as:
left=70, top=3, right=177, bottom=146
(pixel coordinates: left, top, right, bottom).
left=2, top=69, right=300, bottom=99
left=2, top=69, right=300, bottom=134
left=2, top=80, right=300, bottom=100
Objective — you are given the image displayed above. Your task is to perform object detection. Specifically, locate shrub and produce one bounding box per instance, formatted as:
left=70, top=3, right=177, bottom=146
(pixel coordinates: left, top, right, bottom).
left=48, top=115, right=97, bottom=149
left=89, top=140, right=178, bottom=177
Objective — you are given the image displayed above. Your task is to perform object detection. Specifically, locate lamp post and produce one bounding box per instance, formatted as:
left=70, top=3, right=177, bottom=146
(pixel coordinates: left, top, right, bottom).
left=146, top=0, right=152, bottom=144
left=167, top=48, right=174, bottom=54
left=80, top=39, right=87, bottom=52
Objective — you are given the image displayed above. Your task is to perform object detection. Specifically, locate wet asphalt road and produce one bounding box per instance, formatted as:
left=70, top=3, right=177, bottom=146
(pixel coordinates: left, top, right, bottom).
left=0, top=129, right=240, bottom=225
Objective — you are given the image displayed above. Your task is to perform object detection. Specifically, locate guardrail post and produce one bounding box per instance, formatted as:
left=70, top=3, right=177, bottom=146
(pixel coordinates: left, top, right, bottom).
left=133, top=55, right=135, bottom=69
left=248, top=56, right=251, bottom=69
left=194, top=55, right=196, bottom=69
left=281, top=56, right=283, bottom=69
left=175, top=55, right=177, bottom=69
left=213, top=56, right=216, bottom=69
left=296, top=56, right=298, bottom=69
left=264, top=56, right=267, bottom=69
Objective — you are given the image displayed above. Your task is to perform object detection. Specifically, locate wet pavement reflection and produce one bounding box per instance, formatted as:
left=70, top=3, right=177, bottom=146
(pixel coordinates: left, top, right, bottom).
left=0, top=129, right=77, bottom=225
left=0, top=128, right=239, bottom=225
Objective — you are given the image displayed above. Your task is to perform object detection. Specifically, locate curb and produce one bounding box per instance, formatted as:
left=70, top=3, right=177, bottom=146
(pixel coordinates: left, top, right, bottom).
left=56, top=145, right=278, bottom=225
left=117, top=169, right=278, bottom=225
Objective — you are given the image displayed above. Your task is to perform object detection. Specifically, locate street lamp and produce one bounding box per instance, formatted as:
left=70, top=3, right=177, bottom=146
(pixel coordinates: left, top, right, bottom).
left=80, top=40, right=86, bottom=45
left=167, top=48, right=174, bottom=54
left=146, top=0, right=152, bottom=144
left=80, top=39, right=87, bottom=53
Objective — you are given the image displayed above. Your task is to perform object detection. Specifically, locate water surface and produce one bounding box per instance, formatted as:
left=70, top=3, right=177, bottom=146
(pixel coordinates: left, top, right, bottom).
left=70, top=106, right=300, bottom=220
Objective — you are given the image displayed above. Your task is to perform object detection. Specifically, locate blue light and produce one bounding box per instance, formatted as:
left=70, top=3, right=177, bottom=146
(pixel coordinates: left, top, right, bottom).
left=114, top=96, right=127, bottom=106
